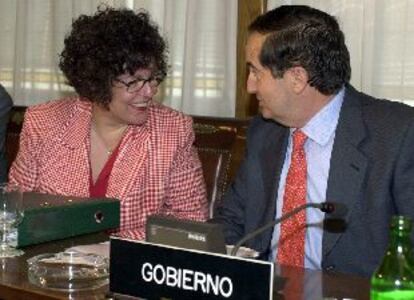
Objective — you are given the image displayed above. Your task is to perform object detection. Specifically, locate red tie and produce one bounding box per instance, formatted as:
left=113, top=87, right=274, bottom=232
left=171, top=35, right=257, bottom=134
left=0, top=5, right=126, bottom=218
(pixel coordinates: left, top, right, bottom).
left=277, top=129, right=307, bottom=267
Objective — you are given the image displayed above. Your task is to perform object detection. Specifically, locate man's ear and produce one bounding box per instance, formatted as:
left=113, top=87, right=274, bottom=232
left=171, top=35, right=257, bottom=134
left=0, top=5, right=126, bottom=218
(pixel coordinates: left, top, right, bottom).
left=286, top=66, right=309, bottom=94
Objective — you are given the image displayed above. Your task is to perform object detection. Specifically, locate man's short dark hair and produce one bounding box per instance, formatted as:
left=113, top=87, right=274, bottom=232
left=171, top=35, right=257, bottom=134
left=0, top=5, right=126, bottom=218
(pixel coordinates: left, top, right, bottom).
left=59, top=6, right=168, bottom=106
left=249, top=5, right=351, bottom=95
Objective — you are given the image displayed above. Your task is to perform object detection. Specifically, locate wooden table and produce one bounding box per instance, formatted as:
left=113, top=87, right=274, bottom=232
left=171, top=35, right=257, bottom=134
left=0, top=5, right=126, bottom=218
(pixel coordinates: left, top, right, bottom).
left=0, top=234, right=370, bottom=299
left=273, top=264, right=370, bottom=299
left=0, top=233, right=110, bottom=300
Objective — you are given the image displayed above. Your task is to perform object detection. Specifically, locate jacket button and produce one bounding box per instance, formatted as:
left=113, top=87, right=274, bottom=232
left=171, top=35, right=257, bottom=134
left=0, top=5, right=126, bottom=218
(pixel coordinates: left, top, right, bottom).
left=325, top=265, right=335, bottom=271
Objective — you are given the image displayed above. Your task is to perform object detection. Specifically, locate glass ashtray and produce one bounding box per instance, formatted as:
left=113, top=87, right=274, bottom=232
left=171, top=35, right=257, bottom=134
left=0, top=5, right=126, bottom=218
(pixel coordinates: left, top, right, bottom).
left=27, top=251, right=109, bottom=291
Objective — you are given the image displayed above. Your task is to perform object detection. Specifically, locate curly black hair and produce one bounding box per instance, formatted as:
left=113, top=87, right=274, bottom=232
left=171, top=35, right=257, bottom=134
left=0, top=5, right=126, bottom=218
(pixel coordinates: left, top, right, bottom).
left=249, top=5, right=351, bottom=95
left=59, top=6, right=168, bottom=106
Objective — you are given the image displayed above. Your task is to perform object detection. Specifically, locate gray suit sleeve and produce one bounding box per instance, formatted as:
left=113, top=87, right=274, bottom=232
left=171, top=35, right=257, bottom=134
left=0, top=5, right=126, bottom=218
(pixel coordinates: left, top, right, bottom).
left=0, top=85, right=13, bottom=182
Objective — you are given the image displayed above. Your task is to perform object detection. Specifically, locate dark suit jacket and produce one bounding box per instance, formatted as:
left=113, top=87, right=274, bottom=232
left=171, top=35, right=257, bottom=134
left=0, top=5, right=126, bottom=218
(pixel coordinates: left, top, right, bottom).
left=0, top=84, right=12, bottom=182
left=215, top=85, right=414, bottom=277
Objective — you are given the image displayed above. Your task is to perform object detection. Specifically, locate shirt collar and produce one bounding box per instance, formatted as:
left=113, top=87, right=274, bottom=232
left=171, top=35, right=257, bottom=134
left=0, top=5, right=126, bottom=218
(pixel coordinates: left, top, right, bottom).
left=294, top=87, right=345, bottom=146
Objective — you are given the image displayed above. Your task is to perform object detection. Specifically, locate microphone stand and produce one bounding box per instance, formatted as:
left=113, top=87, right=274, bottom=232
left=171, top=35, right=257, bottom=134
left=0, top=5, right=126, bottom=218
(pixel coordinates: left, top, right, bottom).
left=230, top=203, right=322, bottom=256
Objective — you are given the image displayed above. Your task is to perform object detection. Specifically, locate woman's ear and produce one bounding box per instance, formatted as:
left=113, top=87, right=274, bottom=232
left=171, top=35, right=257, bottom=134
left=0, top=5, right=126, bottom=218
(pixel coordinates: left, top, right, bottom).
left=286, top=66, right=309, bottom=94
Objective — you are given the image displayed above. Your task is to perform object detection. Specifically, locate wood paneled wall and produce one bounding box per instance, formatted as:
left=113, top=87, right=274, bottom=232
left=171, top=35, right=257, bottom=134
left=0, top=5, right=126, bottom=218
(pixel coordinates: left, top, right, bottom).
left=236, top=0, right=267, bottom=118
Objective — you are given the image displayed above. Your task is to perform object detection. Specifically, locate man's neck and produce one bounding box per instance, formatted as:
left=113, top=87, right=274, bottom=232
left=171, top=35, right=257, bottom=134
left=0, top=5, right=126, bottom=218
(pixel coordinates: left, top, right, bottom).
left=291, top=91, right=335, bottom=129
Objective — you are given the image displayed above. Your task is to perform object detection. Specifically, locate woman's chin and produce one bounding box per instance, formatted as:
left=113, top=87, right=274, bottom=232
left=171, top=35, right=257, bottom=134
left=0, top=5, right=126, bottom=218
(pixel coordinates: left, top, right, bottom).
left=128, top=113, right=148, bottom=126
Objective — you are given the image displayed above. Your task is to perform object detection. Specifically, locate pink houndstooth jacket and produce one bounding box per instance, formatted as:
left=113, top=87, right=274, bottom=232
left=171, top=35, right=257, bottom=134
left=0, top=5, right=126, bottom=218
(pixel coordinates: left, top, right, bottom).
left=9, top=97, right=209, bottom=239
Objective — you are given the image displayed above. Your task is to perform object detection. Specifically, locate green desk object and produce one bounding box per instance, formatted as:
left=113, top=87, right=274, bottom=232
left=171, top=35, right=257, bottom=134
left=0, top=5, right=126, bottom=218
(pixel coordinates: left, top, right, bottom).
left=17, top=192, right=120, bottom=247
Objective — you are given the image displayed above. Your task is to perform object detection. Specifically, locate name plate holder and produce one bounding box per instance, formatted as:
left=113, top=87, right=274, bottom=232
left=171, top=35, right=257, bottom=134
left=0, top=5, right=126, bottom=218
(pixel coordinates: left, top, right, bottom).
left=110, top=237, right=274, bottom=300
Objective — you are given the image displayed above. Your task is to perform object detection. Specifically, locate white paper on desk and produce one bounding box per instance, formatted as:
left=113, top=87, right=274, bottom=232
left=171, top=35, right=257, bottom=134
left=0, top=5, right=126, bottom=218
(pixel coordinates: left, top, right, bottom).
left=66, top=241, right=110, bottom=258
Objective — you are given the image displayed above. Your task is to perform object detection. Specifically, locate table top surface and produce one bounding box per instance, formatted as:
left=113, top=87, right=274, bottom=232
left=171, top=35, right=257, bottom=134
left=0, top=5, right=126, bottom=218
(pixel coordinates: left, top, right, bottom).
left=0, top=233, right=370, bottom=300
left=0, top=233, right=110, bottom=300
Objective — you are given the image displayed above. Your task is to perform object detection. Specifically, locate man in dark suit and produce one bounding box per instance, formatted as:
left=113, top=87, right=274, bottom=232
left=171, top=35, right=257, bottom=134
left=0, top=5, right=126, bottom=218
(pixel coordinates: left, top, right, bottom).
left=215, top=5, right=414, bottom=277
left=0, top=84, right=12, bottom=182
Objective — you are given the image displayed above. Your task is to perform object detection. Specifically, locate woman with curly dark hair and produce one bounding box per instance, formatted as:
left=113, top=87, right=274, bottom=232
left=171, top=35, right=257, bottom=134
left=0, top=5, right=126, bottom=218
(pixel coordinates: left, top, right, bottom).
left=9, top=6, right=208, bottom=239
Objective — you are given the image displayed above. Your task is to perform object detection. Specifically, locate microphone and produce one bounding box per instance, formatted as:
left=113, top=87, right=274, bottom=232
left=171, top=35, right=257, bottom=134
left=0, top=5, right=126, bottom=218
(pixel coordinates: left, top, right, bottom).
left=230, top=201, right=347, bottom=256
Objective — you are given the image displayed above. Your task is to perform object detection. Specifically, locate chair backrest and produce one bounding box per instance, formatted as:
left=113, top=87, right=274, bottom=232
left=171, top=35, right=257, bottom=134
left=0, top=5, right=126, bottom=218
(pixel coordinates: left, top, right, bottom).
left=192, top=116, right=249, bottom=218
left=5, top=107, right=250, bottom=219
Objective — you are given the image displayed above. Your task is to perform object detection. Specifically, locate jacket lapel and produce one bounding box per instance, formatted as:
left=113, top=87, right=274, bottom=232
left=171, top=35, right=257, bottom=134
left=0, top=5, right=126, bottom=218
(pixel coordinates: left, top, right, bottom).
left=106, top=120, right=151, bottom=200
left=53, top=100, right=92, bottom=195
left=258, top=121, right=289, bottom=249
left=322, top=86, right=368, bottom=258
left=59, top=100, right=92, bottom=151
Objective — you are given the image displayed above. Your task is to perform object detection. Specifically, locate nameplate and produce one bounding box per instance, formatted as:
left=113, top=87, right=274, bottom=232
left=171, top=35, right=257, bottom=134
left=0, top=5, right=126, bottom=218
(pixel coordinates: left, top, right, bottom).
left=110, top=237, right=274, bottom=300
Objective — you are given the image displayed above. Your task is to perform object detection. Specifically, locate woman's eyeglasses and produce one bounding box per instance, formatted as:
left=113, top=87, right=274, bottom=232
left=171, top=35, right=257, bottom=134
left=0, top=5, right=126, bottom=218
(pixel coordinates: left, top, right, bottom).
left=113, top=75, right=162, bottom=93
